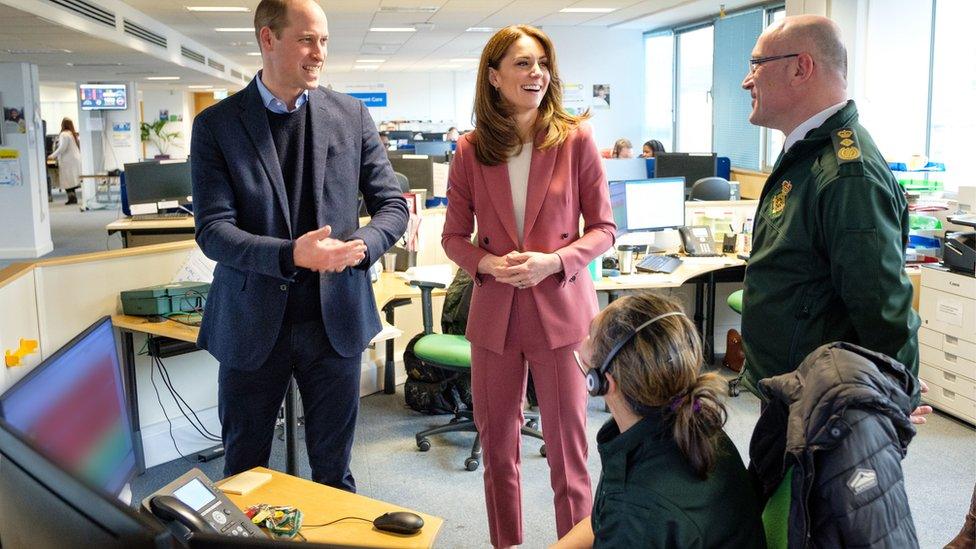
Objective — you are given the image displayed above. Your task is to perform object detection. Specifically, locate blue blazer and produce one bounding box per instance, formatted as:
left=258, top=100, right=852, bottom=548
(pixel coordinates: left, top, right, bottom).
left=191, top=78, right=408, bottom=368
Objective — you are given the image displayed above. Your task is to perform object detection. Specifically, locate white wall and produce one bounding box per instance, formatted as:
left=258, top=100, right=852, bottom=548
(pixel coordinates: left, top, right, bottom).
left=544, top=26, right=646, bottom=153
left=139, top=88, right=192, bottom=160
left=39, top=85, right=80, bottom=137
left=324, top=71, right=476, bottom=130
left=0, top=63, right=53, bottom=259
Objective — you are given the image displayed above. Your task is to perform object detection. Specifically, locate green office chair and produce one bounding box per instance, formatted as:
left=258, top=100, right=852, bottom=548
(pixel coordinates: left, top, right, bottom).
left=762, top=467, right=792, bottom=549
left=409, top=279, right=546, bottom=471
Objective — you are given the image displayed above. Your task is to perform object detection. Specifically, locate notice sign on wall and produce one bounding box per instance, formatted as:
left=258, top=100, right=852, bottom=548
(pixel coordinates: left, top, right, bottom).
left=347, top=92, right=388, bottom=108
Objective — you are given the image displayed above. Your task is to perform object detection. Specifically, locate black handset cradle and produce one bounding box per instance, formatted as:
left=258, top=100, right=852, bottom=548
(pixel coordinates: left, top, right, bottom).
left=679, top=226, right=722, bottom=257
left=143, top=468, right=266, bottom=539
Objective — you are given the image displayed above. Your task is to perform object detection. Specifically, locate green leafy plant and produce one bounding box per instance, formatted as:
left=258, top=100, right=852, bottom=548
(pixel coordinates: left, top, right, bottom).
left=140, top=119, right=181, bottom=156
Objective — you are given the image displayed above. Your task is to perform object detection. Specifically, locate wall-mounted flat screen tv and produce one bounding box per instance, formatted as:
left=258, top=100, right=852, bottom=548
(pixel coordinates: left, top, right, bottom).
left=79, top=84, right=128, bottom=111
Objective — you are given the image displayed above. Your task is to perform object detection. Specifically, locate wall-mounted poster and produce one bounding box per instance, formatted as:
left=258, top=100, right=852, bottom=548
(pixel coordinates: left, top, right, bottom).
left=592, top=84, right=610, bottom=109
left=562, top=83, right=586, bottom=116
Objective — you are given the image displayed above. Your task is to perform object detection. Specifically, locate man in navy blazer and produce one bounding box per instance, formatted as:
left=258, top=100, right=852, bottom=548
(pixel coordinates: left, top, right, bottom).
left=191, top=0, right=407, bottom=491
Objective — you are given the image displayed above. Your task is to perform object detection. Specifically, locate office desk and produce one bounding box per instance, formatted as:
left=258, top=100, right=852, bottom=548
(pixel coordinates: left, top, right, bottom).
left=220, top=467, right=443, bottom=548
left=594, top=255, right=746, bottom=364
left=112, top=273, right=441, bottom=472
left=107, top=217, right=196, bottom=247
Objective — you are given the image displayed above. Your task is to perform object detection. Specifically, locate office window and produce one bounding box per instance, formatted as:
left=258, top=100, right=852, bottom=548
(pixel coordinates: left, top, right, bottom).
left=762, top=7, right=786, bottom=169
left=675, top=25, right=713, bottom=152
left=929, top=0, right=975, bottom=193
left=712, top=9, right=763, bottom=170
left=857, top=0, right=932, bottom=166
left=644, top=32, right=674, bottom=152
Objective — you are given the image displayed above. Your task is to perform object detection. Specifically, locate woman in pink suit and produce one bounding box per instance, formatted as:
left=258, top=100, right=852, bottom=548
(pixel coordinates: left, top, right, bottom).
left=441, top=24, right=616, bottom=548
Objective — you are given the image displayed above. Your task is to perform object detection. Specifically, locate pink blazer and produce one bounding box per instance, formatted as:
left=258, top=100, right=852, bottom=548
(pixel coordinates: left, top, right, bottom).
left=442, top=124, right=616, bottom=354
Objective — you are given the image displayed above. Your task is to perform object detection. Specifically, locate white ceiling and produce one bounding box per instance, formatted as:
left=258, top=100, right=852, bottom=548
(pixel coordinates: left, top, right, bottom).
left=0, top=0, right=761, bottom=90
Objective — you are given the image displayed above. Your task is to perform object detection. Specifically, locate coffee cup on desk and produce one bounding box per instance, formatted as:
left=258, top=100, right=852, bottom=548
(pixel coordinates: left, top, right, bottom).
left=617, top=245, right=641, bottom=275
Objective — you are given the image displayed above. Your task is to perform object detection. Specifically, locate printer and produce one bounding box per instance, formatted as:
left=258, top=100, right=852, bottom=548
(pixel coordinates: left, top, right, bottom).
left=944, top=215, right=975, bottom=275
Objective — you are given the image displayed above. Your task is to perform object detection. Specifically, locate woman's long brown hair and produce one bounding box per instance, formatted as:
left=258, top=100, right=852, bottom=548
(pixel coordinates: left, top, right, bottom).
left=470, top=25, right=589, bottom=166
left=61, top=117, right=80, bottom=148
left=589, top=294, right=728, bottom=479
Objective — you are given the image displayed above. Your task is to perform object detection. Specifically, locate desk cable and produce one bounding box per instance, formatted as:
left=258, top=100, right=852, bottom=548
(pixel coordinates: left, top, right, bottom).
left=146, top=348, right=222, bottom=463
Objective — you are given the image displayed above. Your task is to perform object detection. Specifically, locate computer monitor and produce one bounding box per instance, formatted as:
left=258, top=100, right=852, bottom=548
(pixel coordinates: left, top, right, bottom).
left=414, top=141, right=453, bottom=156
left=387, top=130, right=414, bottom=141
left=603, top=158, right=651, bottom=182
left=124, top=160, right=193, bottom=208
left=390, top=156, right=435, bottom=194
left=0, top=316, right=137, bottom=496
left=0, top=419, right=169, bottom=549
left=609, top=177, right=686, bottom=234
left=653, top=152, right=717, bottom=192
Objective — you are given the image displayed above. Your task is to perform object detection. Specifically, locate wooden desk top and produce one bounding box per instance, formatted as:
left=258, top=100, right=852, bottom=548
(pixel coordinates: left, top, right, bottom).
left=594, top=255, right=745, bottom=291
left=106, top=217, right=197, bottom=231
left=111, top=273, right=444, bottom=342
left=219, top=467, right=442, bottom=548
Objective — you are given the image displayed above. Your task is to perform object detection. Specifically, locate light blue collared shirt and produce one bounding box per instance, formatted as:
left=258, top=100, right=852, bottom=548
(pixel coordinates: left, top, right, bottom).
left=255, top=70, right=309, bottom=114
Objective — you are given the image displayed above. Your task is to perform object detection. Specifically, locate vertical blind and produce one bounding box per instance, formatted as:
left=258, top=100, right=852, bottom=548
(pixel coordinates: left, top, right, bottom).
left=712, top=9, right=763, bottom=170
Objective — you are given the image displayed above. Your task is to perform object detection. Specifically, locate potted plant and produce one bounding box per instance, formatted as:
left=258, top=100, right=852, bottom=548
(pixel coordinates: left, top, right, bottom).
left=140, top=119, right=181, bottom=159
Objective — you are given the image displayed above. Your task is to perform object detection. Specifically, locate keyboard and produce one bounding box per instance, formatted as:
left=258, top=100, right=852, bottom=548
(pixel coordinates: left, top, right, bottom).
left=130, top=212, right=191, bottom=221
left=636, top=255, right=683, bottom=274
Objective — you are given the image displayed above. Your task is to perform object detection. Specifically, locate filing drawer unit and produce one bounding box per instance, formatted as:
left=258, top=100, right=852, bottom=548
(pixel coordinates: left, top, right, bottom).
left=918, top=266, right=976, bottom=425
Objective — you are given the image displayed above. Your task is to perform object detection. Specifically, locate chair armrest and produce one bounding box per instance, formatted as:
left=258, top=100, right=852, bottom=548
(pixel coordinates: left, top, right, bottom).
left=409, top=280, right=447, bottom=290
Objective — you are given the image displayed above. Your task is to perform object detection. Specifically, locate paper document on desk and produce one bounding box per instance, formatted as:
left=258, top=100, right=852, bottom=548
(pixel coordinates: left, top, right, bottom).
left=370, top=322, right=403, bottom=344
left=396, top=264, right=454, bottom=286
left=432, top=162, right=449, bottom=197
left=174, top=248, right=216, bottom=283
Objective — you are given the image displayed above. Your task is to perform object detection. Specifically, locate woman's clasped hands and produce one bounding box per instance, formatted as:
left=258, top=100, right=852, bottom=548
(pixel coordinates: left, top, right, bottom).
left=479, top=251, right=563, bottom=289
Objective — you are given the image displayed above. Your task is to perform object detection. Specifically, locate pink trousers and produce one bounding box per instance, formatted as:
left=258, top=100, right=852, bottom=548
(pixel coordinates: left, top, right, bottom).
left=470, top=289, right=592, bottom=547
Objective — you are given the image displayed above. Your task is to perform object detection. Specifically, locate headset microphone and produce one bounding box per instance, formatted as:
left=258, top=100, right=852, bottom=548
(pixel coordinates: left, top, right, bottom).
left=585, top=311, right=686, bottom=397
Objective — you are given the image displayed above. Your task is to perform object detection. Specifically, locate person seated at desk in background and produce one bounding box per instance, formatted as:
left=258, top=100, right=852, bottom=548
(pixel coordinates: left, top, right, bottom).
left=552, top=294, right=766, bottom=549
left=641, top=139, right=665, bottom=158
left=446, top=126, right=460, bottom=142
left=379, top=131, right=391, bottom=149
left=611, top=138, right=634, bottom=159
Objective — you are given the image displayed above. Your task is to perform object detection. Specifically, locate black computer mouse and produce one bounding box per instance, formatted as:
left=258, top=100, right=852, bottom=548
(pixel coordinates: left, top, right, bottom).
left=373, top=511, right=424, bottom=535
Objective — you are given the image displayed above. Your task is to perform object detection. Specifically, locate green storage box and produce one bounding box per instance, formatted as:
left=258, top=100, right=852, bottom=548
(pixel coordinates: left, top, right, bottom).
left=121, top=281, right=211, bottom=316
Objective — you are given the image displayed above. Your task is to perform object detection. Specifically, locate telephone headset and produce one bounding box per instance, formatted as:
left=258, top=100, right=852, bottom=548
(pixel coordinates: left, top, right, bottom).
left=585, top=311, right=686, bottom=397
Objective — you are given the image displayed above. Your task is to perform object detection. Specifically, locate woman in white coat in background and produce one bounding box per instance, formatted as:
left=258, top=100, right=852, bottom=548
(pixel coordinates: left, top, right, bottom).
left=48, top=117, right=82, bottom=207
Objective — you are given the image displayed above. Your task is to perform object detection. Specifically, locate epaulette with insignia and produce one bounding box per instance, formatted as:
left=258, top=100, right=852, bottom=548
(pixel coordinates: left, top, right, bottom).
left=831, top=128, right=862, bottom=164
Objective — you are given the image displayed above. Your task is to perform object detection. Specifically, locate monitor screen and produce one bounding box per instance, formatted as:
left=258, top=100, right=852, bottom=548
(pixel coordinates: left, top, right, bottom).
left=610, top=177, right=685, bottom=233
left=0, top=317, right=136, bottom=495
left=603, top=158, right=650, bottom=182
left=390, top=156, right=434, bottom=194
left=653, top=152, right=717, bottom=190
left=414, top=141, right=453, bottom=156
left=387, top=130, right=414, bottom=141
left=124, top=160, right=193, bottom=206
left=79, top=83, right=128, bottom=111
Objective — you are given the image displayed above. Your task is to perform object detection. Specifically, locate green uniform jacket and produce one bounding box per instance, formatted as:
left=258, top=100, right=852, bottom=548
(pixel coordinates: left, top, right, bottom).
left=590, top=411, right=766, bottom=548
left=741, top=100, right=920, bottom=398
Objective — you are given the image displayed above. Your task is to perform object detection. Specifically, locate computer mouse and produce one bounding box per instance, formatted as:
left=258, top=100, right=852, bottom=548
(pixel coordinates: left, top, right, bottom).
left=373, top=511, right=424, bottom=535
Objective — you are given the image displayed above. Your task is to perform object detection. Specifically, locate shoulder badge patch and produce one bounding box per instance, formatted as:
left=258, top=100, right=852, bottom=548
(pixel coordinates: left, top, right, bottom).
left=832, top=127, right=862, bottom=164
left=847, top=468, right=878, bottom=495
left=769, top=180, right=792, bottom=217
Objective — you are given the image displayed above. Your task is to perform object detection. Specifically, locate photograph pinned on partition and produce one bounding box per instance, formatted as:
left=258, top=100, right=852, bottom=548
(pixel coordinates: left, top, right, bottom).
left=3, top=105, right=27, bottom=134
left=592, top=84, right=610, bottom=109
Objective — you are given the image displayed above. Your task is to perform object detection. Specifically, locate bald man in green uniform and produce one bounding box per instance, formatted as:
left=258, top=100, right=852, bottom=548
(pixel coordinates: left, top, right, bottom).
left=739, top=15, right=930, bottom=422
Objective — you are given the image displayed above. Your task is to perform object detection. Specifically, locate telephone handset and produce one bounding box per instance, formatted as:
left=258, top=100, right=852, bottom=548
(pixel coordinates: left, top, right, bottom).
left=679, top=226, right=722, bottom=257
left=142, top=468, right=266, bottom=539
left=149, top=495, right=215, bottom=534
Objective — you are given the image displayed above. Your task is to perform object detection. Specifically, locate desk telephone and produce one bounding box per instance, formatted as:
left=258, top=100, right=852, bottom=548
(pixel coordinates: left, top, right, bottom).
left=679, top=226, right=723, bottom=257
left=143, top=468, right=266, bottom=540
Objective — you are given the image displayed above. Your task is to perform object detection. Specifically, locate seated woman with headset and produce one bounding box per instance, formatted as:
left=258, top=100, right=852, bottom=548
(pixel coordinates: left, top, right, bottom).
left=552, top=294, right=765, bottom=548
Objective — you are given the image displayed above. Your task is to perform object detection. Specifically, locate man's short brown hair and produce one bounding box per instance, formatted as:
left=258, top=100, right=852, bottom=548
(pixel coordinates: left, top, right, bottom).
left=254, top=0, right=294, bottom=45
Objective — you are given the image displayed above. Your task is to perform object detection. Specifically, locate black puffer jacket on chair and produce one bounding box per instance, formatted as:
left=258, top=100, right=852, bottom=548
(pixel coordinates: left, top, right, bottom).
left=750, top=342, right=919, bottom=548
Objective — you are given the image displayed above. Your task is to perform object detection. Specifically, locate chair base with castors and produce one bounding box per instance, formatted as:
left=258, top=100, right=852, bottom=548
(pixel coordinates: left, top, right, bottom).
left=410, top=279, right=546, bottom=471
